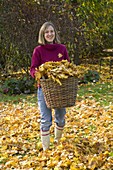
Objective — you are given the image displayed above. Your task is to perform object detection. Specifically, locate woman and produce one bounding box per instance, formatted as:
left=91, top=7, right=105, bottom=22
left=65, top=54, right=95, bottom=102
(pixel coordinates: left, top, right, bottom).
left=30, top=21, right=70, bottom=151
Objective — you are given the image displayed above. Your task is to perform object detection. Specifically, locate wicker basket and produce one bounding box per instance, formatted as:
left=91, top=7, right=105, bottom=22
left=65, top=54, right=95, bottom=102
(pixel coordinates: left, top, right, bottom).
left=40, top=77, right=78, bottom=109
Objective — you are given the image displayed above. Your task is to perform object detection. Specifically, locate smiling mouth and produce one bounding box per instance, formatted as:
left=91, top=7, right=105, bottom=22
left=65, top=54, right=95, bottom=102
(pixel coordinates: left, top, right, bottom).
left=48, top=36, right=54, bottom=39
left=47, top=37, right=54, bottom=41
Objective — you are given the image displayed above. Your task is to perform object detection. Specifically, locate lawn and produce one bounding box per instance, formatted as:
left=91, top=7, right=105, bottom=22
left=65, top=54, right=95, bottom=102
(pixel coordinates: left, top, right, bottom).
left=77, top=82, right=113, bottom=106
left=0, top=81, right=113, bottom=106
left=0, top=66, right=113, bottom=169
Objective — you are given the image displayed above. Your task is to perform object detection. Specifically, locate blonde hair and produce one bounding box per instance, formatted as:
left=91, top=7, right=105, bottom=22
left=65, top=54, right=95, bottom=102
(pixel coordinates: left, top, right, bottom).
left=38, top=21, right=61, bottom=45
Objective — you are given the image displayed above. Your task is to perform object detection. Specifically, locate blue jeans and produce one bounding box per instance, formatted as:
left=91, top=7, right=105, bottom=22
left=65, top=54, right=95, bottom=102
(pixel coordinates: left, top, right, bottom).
left=37, top=87, right=66, bottom=131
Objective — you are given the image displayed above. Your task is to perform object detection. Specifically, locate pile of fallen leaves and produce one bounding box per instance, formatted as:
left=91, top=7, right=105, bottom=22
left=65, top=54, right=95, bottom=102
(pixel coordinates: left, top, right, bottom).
left=0, top=64, right=113, bottom=169
left=35, top=60, right=88, bottom=85
left=0, top=99, right=113, bottom=169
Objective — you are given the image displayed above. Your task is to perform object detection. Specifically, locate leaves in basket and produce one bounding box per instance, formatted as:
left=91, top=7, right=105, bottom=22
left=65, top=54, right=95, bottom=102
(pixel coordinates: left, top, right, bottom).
left=35, top=60, right=87, bottom=85
left=35, top=69, right=41, bottom=80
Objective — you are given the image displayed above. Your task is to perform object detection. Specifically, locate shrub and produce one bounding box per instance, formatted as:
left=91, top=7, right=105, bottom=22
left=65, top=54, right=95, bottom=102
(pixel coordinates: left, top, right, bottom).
left=79, top=70, right=100, bottom=84
left=1, top=76, right=36, bottom=95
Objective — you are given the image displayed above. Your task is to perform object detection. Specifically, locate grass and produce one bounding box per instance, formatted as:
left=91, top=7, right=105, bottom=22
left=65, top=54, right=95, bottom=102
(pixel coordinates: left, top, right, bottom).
left=0, top=82, right=113, bottom=106
left=0, top=92, right=37, bottom=105
left=77, top=82, right=113, bottom=106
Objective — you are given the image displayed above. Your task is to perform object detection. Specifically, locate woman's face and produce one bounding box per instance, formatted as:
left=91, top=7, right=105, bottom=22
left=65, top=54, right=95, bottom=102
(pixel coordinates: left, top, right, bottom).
left=44, top=25, right=55, bottom=44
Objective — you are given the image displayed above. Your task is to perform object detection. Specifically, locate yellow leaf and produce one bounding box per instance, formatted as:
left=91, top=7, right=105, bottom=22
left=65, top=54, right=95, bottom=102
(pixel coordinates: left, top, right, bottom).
left=50, top=137, right=54, bottom=142
left=35, top=71, right=42, bottom=80
left=60, top=137, right=66, bottom=142
left=36, top=142, right=42, bottom=150
left=1, top=145, right=7, bottom=150
left=54, top=167, right=59, bottom=170
left=57, top=144, right=64, bottom=150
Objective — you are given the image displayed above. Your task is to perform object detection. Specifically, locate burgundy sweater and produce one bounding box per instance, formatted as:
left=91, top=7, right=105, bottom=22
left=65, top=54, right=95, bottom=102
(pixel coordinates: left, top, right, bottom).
left=30, top=43, right=70, bottom=78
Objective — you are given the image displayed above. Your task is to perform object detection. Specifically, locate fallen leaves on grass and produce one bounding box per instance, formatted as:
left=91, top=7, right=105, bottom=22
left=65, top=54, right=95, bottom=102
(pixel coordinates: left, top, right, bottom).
left=0, top=99, right=113, bottom=169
